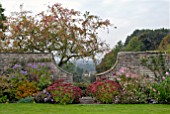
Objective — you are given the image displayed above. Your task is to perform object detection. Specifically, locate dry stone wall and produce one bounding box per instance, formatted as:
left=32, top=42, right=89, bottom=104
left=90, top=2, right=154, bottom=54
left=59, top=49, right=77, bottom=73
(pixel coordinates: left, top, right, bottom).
left=96, top=51, right=170, bottom=80
left=0, top=53, right=73, bottom=82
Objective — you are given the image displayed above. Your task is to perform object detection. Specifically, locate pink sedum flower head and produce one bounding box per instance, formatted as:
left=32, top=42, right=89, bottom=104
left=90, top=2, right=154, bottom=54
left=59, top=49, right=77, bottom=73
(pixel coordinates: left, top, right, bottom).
left=125, top=73, right=130, bottom=78
left=165, top=72, right=169, bottom=76
left=117, top=78, right=121, bottom=81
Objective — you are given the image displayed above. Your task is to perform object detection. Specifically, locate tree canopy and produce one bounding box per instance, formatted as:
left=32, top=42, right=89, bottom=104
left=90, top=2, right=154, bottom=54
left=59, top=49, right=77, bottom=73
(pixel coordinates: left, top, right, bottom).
left=0, top=3, right=111, bottom=66
left=159, top=34, right=170, bottom=52
left=96, top=41, right=123, bottom=73
left=0, top=3, right=6, bottom=38
left=124, top=28, right=169, bottom=51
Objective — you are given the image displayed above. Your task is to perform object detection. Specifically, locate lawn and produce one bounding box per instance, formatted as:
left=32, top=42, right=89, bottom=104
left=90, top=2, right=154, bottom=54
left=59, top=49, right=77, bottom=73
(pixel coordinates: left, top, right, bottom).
left=0, top=104, right=170, bottom=114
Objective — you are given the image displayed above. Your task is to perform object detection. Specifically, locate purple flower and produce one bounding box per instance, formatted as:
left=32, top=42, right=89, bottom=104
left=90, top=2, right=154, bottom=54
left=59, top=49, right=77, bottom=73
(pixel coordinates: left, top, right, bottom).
left=27, top=63, right=32, bottom=66
left=112, top=73, right=116, bottom=76
left=40, top=63, right=45, bottom=67
left=20, top=70, right=28, bottom=75
left=27, top=63, right=37, bottom=69
left=51, top=75, right=54, bottom=79
left=13, top=64, right=21, bottom=69
left=32, top=64, right=37, bottom=69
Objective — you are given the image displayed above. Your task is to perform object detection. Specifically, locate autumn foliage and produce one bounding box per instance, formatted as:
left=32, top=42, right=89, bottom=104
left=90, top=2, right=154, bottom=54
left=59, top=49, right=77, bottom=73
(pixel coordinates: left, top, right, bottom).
left=1, top=3, right=111, bottom=66
left=15, top=81, right=38, bottom=100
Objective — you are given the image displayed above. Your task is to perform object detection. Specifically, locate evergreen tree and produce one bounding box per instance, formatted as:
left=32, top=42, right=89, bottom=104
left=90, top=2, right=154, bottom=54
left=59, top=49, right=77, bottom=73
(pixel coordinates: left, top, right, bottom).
left=0, top=3, right=6, bottom=32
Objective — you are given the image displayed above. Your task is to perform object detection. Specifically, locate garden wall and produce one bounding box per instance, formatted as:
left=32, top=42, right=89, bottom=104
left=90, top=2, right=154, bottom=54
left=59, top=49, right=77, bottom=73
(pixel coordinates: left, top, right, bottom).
left=0, top=53, right=73, bottom=82
left=96, top=51, right=170, bottom=80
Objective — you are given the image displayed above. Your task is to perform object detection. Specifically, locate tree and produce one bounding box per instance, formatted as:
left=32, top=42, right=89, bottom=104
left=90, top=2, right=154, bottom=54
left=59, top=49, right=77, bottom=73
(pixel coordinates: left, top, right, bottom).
left=123, top=36, right=144, bottom=51
left=124, top=28, right=169, bottom=51
left=61, top=62, right=84, bottom=82
left=0, top=3, right=7, bottom=39
left=1, top=3, right=111, bottom=66
left=159, top=34, right=170, bottom=52
left=0, top=3, right=6, bottom=30
left=96, top=41, right=123, bottom=73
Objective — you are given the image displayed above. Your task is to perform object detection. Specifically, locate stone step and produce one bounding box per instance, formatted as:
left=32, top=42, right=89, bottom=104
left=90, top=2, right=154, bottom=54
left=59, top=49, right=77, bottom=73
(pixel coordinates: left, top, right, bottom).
left=79, top=97, right=95, bottom=104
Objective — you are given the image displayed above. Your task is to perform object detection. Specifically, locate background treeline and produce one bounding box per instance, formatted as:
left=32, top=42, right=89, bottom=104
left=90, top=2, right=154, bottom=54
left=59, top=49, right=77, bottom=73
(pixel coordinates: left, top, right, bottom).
left=96, top=28, right=170, bottom=73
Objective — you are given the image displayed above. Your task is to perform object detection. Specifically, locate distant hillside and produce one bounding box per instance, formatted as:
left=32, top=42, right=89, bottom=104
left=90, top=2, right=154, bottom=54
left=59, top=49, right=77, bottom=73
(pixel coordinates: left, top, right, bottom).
left=55, top=58, right=96, bottom=72
left=74, top=60, right=96, bottom=72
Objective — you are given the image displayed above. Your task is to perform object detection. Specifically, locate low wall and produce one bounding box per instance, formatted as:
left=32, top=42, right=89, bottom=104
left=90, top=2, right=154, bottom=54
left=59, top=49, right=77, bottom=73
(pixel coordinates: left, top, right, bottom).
left=0, top=53, right=73, bottom=82
left=96, top=51, right=170, bottom=80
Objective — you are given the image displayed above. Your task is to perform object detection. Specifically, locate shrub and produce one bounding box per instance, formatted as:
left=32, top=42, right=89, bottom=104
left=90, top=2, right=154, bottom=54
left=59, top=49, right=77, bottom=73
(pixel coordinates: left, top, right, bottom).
left=74, top=82, right=89, bottom=97
left=34, top=90, right=54, bottom=103
left=0, top=95, right=9, bottom=103
left=6, top=63, right=55, bottom=90
left=114, top=67, right=148, bottom=104
left=140, top=53, right=170, bottom=104
left=0, top=75, right=18, bottom=102
left=26, top=63, right=54, bottom=90
left=150, top=76, right=170, bottom=104
left=73, top=86, right=82, bottom=103
left=15, top=81, right=38, bottom=100
left=87, top=78, right=121, bottom=104
left=17, top=96, right=34, bottom=103
left=47, top=79, right=82, bottom=104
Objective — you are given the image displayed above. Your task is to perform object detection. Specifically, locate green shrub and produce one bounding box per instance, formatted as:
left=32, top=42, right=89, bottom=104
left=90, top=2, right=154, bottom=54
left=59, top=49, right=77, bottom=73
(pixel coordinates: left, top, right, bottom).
left=150, top=76, right=170, bottom=104
left=26, top=63, right=54, bottom=90
left=0, top=75, right=18, bottom=102
left=17, top=96, right=34, bottom=103
left=0, top=95, right=9, bottom=103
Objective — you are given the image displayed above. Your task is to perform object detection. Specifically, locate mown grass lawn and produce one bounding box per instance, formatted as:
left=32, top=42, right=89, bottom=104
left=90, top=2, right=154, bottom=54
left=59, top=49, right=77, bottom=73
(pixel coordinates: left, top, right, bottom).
left=0, top=103, right=170, bottom=114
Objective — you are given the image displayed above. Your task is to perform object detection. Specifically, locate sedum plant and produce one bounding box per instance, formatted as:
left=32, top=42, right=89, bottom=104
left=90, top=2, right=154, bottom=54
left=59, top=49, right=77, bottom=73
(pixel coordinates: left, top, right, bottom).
left=47, top=79, right=82, bottom=104
left=87, top=78, right=120, bottom=104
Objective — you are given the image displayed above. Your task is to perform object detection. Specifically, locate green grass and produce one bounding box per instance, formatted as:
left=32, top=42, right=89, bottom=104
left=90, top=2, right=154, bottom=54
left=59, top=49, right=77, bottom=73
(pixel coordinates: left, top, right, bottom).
left=0, top=104, right=170, bottom=114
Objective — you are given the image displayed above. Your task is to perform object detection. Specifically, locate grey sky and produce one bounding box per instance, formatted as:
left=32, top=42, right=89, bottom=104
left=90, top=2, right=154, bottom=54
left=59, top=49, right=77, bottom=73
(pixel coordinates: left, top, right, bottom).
left=1, top=0, right=169, bottom=48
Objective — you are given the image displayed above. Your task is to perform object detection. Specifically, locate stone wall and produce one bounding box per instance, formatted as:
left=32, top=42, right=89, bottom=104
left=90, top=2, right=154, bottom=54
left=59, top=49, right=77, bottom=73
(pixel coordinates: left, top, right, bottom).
left=96, top=51, right=170, bottom=80
left=0, top=53, right=73, bottom=82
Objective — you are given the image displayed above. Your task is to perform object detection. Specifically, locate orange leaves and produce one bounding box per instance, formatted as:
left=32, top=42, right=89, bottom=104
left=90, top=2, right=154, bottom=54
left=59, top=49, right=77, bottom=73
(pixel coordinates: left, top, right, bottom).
left=15, top=81, right=38, bottom=99
left=13, top=41, right=18, bottom=47
left=0, top=32, right=3, bottom=39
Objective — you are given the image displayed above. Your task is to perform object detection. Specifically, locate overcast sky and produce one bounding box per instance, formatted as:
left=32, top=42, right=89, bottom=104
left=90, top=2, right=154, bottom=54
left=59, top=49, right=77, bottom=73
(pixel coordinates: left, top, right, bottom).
left=1, top=0, right=169, bottom=48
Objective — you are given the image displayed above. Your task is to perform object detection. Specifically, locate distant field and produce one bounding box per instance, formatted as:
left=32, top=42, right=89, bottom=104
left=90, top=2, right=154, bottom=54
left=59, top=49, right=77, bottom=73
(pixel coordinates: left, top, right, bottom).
left=0, top=104, right=170, bottom=114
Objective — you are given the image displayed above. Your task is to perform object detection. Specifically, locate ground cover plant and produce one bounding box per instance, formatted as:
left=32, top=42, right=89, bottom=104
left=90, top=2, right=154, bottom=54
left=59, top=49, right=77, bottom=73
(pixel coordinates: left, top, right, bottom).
left=0, top=104, right=170, bottom=114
